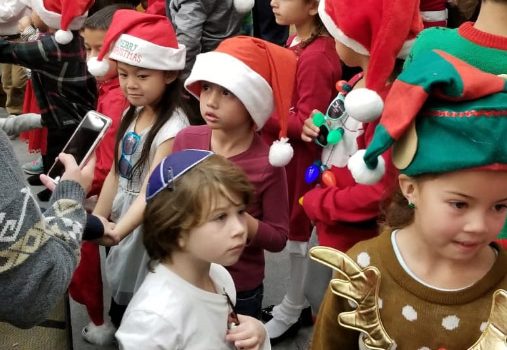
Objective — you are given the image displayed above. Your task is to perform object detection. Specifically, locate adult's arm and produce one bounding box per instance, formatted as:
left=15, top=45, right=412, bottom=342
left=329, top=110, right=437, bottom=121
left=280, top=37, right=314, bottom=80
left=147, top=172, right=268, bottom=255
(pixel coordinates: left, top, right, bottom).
left=0, top=130, right=87, bottom=328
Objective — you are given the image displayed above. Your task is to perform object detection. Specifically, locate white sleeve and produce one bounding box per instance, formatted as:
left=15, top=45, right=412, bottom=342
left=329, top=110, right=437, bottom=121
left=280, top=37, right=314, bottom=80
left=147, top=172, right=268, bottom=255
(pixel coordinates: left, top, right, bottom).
left=116, top=310, right=181, bottom=350
left=153, top=109, right=190, bottom=147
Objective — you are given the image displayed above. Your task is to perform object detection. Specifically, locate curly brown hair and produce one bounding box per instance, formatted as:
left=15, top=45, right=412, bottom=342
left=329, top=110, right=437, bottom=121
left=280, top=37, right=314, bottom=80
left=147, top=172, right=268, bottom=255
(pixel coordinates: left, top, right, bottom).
left=380, top=187, right=414, bottom=231
left=143, top=155, right=254, bottom=270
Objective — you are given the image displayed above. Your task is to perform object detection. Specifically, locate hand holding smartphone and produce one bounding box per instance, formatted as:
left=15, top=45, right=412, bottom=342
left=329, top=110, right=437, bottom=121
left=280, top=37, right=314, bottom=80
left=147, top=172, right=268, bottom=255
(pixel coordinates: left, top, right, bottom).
left=47, top=111, right=111, bottom=184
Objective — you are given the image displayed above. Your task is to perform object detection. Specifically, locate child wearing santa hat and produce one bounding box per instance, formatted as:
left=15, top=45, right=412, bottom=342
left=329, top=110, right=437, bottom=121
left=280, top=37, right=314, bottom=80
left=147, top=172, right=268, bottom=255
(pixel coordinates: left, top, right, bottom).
left=0, top=0, right=98, bottom=201
left=260, top=0, right=342, bottom=343
left=173, top=35, right=297, bottom=318
left=87, top=8, right=190, bottom=338
left=299, top=0, right=423, bottom=313
left=67, top=4, right=132, bottom=346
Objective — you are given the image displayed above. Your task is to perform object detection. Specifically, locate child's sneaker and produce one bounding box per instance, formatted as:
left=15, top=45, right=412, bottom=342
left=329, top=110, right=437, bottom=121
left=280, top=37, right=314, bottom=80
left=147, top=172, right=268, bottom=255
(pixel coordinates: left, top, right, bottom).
left=82, top=321, right=117, bottom=346
left=22, top=156, right=43, bottom=175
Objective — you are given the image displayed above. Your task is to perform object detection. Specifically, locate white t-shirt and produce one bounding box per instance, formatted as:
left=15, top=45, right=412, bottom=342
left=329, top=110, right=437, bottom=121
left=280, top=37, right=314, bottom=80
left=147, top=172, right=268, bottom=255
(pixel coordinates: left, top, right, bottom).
left=116, top=263, right=270, bottom=350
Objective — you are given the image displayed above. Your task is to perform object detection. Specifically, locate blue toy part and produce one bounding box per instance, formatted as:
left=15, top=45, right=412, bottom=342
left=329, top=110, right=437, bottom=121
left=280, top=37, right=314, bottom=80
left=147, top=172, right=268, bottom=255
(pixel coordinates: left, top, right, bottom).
left=305, top=161, right=322, bottom=184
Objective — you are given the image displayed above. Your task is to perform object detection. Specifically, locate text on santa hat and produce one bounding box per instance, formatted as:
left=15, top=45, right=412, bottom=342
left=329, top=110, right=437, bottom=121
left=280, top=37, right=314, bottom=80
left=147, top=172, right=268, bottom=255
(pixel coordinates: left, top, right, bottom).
left=113, top=39, right=142, bottom=64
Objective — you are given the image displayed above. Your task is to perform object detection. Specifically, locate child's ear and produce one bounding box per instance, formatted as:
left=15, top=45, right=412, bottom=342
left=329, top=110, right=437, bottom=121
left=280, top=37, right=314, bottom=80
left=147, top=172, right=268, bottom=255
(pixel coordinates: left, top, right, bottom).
left=309, top=0, right=319, bottom=16
left=398, top=174, right=418, bottom=205
left=165, top=71, right=179, bottom=85
left=177, top=233, right=187, bottom=249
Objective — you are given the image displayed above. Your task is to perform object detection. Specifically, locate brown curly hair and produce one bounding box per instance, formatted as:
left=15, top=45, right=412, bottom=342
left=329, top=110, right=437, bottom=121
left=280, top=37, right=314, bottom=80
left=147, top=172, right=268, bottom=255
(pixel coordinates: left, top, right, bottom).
left=143, top=155, right=254, bottom=270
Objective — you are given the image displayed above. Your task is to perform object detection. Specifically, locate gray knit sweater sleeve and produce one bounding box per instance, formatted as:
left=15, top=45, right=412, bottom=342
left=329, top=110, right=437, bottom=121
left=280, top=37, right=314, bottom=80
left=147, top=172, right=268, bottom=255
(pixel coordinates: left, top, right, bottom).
left=0, top=130, right=86, bottom=328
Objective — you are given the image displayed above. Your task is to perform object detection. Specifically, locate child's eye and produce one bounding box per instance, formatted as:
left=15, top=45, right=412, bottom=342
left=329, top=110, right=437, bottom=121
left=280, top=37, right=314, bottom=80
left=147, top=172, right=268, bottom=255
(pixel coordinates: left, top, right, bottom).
left=214, top=213, right=227, bottom=222
left=494, top=204, right=507, bottom=213
left=449, top=201, right=467, bottom=209
left=118, top=72, right=127, bottom=78
left=137, top=75, right=148, bottom=79
left=222, top=89, right=231, bottom=96
left=201, top=83, right=210, bottom=91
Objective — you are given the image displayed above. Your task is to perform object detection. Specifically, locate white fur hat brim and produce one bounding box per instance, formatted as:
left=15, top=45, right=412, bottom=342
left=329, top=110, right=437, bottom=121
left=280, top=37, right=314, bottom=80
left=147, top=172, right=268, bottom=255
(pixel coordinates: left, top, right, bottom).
left=184, top=51, right=274, bottom=130
left=109, top=34, right=186, bottom=71
left=32, top=0, right=87, bottom=31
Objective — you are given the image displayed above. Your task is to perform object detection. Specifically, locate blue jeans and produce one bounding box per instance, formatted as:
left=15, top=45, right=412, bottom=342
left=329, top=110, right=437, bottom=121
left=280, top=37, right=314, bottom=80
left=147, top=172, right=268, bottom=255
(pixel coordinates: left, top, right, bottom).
left=235, top=284, right=264, bottom=319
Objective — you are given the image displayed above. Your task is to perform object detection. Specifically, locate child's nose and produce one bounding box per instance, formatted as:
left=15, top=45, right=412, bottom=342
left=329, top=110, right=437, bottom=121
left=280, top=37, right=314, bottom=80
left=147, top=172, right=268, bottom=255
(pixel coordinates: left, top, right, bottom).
left=206, top=90, right=220, bottom=107
left=126, top=77, right=138, bottom=89
left=230, top=214, right=247, bottom=237
left=463, top=212, right=489, bottom=234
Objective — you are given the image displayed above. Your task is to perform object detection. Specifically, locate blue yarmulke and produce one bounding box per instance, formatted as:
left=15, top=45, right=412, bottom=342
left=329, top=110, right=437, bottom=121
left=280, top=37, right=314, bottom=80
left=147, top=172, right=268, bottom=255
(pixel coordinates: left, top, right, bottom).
left=146, top=149, right=214, bottom=201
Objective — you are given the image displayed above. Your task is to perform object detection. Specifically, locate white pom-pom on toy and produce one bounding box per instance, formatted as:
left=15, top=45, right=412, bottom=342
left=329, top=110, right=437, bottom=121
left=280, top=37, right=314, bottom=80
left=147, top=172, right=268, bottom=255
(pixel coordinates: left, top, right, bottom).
left=269, top=137, right=294, bottom=167
left=345, top=88, right=384, bottom=123
left=87, top=57, right=110, bottom=77
left=234, top=0, right=255, bottom=13
left=347, top=149, right=385, bottom=185
left=55, top=29, right=73, bottom=45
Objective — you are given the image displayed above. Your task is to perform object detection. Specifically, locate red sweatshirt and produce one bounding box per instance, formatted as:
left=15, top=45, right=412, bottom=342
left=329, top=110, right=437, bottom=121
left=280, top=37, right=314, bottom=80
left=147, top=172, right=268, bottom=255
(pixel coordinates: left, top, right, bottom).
left=262, top=35, right=342, bottom=241
left=89, top=78, right=128, bottom=196
left=173, top=125, right=289, bottom=291
left=302, top=85, right=397, bottom=251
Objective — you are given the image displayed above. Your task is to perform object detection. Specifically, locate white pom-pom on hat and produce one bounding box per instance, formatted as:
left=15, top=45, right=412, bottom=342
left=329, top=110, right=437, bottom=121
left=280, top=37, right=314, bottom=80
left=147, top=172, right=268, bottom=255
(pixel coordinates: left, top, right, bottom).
left=87, top=56, right=111, bottom=77
left=55, top=29, right=74, bottom=45
left=234, top=0, right=255, bottom=13
left=347, top=149, right=385, bottom=184
left=345, top=88, right=384, bottom=123
left=269, top=137, right=294, bottom=167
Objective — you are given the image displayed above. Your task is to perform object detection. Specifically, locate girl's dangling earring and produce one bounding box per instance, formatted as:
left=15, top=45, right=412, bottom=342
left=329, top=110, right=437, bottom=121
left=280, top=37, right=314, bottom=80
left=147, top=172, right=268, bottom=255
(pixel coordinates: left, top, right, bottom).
left=408, top=201, right=416, bottom=209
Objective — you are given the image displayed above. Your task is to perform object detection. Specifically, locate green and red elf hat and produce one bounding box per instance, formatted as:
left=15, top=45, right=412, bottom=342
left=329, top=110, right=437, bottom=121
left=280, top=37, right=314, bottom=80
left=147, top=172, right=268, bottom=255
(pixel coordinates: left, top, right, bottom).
left=348, top=50, right=507, bottom=184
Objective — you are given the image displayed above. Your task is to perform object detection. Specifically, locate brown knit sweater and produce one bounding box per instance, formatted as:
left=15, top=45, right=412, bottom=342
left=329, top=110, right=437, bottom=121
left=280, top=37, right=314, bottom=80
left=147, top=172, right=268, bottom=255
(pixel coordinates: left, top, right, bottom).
left=311, top=231, right=507, bottom=349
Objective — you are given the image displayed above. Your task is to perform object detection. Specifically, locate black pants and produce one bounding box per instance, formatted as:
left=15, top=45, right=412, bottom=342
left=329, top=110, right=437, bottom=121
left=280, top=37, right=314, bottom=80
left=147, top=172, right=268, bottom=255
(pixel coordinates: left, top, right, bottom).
left=42, top=126, right=76, bottom=173
left=235, top=284, right=264, bottom=319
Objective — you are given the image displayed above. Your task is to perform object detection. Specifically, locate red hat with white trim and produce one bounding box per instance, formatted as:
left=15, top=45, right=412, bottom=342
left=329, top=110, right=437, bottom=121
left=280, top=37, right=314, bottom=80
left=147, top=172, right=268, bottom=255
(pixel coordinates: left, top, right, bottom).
left=31, top=0, right=94, bottom=45
left=87, top=9, right=185, bottom=77
left=185, top=36, right=297, bottom=167
left=318, top=0, right=423, bottom=93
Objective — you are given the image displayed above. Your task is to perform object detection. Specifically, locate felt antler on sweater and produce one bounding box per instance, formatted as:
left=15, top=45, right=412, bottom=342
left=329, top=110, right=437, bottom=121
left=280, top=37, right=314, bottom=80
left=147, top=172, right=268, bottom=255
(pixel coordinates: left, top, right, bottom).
left=309, top=246, right=394, bottom=350
left=469, top=289, right=507, bottom=350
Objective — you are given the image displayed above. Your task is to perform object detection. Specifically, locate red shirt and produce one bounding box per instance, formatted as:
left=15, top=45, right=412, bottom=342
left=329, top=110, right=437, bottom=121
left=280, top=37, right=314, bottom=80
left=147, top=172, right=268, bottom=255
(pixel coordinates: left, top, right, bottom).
left=262, top=35, right=342, bottom=241
left=89, top=78, right=128, bottom=196
left=302, top=85, right=397, bottom=251
left=173, top=126, right=289, bottom=291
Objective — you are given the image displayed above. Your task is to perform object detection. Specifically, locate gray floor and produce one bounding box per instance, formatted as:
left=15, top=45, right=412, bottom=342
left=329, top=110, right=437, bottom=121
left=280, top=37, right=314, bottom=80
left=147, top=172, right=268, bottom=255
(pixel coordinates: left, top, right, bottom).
left=7, top=116, right=313, bottom=350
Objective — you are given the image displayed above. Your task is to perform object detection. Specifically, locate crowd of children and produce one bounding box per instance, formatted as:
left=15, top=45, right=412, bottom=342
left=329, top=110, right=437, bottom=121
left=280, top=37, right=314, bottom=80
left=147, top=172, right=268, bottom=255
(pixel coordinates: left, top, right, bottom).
left=2, top=0, right=507, bottom=349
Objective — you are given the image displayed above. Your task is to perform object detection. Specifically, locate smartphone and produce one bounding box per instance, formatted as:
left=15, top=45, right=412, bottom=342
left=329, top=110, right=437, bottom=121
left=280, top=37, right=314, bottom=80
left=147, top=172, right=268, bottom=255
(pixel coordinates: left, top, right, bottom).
left=47, top=111, right=112, bottom=183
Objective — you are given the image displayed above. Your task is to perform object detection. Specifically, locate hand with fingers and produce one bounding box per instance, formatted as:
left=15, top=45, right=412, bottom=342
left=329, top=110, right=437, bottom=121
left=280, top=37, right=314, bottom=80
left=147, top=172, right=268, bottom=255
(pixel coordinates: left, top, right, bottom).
left=40, top=152, right=96, bottom=194
left=225, top=314, right=267, bottom=350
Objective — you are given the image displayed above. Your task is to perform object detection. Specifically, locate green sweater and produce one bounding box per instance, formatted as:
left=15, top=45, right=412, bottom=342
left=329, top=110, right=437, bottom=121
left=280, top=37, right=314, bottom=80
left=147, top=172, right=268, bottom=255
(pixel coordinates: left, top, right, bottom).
left=311, top=231, right=507, bottom=349
left=0, top=129, right=86, bottom=328
left=405, top=22, right=507, bottom=239
left=405, top=22, right=507, bottom=74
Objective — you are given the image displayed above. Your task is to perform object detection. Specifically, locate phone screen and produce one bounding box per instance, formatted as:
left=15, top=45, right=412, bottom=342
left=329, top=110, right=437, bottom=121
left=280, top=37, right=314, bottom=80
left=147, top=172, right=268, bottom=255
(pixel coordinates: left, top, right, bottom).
left=47, top=112, right=109, bottom=181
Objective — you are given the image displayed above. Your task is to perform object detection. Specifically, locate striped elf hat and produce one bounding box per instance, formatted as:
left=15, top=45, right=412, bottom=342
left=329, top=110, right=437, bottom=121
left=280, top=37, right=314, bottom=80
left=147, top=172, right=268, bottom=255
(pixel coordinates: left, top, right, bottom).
left=348, top=50, right=507, bottom=184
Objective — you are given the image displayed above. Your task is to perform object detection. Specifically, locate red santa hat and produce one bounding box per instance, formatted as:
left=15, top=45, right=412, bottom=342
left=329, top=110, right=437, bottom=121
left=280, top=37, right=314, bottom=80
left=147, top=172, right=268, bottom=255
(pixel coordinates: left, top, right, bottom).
left=87, top=9, right=185, bottom=77
left=185, top=36, right=297, bottom=167
left=31, top=0, right=94, bottom=45
left=318, top=0, right=423, bottom=93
